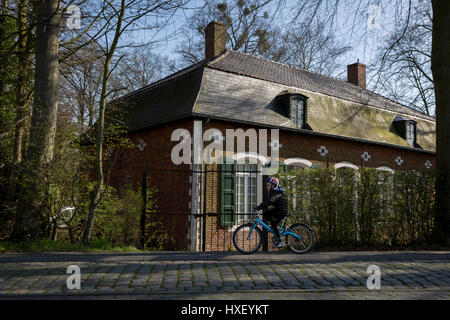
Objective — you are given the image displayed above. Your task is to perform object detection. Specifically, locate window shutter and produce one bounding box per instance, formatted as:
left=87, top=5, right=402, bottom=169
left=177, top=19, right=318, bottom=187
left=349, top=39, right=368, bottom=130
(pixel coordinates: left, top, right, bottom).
left=220, top=162, right=235, bottom=226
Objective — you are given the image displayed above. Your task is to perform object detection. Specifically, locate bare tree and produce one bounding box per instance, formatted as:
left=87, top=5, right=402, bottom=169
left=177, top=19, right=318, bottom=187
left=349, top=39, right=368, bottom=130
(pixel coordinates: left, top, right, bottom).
left=177, top=0, right=283, bottom=65
left=12, top=0, right=63, bottom=240
left=59, top=40, right=104, bottom=133
left=113, top=47, right=176, bottom=93
left=81, top=0, right=188, bottom=244
left=176, top=0, right=350, bottom=76
left=289, top=0, right=448, bottom=244
left=266, top=21, right=351, bottom=75
left=376, top=0, right=434, bottom=116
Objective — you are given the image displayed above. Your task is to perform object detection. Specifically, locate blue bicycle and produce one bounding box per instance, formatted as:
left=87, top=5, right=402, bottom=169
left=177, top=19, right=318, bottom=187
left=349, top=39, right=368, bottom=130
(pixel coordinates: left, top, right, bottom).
left=232, top=210, right=314, bottom=254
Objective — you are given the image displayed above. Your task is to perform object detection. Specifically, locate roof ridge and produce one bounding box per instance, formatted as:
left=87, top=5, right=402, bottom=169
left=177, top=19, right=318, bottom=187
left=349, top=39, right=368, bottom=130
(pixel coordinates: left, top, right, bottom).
left=120, top=59, right=205, bottom=99
left=212, top=50, right=434, bottom=121
left=225, top=49, right=353, bottom=87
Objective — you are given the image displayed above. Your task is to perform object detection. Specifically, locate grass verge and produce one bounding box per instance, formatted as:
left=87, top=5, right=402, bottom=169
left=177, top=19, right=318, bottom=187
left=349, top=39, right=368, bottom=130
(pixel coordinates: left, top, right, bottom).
left=0, top=239, right=141, bottom=253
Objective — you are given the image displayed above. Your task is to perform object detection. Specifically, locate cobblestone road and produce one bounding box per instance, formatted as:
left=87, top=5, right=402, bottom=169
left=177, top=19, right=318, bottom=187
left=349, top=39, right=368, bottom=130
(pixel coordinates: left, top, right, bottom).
left=0, top=251, right=448, bottom=300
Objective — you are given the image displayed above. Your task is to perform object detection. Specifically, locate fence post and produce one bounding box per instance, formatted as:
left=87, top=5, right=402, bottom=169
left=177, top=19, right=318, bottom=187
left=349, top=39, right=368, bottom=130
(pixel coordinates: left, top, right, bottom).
left=140, top=169, right=148, bottom=249
left=262, top=175, right=268, bottom=251
left=202, top=166, right=207, bottom=252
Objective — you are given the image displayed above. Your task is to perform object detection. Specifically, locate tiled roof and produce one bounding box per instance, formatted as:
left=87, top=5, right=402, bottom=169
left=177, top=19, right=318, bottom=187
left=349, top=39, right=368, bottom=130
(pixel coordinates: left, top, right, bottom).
left=120, top=60, right=204, bottom=100
left=206, top=50, right=435, bottom=122
left=112, top=49, right=435, bottom=152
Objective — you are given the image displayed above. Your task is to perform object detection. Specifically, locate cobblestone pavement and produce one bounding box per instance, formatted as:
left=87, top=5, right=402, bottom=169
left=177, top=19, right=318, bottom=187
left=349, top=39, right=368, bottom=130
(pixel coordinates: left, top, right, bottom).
left=0, top=251, right=448, bottom=300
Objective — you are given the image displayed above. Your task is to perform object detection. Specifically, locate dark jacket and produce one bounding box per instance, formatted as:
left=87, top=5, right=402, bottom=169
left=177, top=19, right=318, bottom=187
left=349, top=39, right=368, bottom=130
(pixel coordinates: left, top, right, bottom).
left=256, top=188, right=289, bottom=216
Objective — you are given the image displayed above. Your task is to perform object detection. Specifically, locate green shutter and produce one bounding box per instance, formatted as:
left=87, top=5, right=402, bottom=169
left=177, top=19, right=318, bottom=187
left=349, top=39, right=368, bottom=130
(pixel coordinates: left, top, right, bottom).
left=220, top=162, right=236, bottom=226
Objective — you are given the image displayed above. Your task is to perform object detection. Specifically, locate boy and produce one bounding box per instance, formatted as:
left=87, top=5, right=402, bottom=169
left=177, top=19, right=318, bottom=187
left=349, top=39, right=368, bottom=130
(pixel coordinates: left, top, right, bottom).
left=254, top=177, right=289, bottom=248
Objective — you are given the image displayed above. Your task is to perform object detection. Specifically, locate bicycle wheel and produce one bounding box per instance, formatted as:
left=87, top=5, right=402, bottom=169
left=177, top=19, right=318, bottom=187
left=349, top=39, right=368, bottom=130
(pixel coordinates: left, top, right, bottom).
left=286, top=223, right=314, bottom=254
left=233, top=223, right=263, bottom=254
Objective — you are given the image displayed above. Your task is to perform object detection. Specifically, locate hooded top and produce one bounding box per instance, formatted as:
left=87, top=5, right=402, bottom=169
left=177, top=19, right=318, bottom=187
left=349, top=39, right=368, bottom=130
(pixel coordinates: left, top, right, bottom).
left=256, top=187, right=289, bottom=216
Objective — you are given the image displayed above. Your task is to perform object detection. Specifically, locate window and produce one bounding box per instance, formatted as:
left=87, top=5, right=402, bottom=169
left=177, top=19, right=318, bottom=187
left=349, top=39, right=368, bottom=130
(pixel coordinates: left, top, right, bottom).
left=290, top=96, right=306, bottom=128
left=393, top=116, right=417, bottom=147
left=276, top=93, right=308, bottom=129
left=406, top=121, right=416, bottom=146
left=235, top=163, right=258, bottom=224
left=220, top=159, right=258, bottom=227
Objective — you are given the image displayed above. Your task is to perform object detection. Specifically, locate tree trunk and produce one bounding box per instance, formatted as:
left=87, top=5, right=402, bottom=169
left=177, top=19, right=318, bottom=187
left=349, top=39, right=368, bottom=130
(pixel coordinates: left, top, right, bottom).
left=13, top=0, right=32, bottom=164
left=12, top=0, right=61, bottom=241
left=431, top=0, right=450, bottom=244
left=82, top=0, right=125, bottom=244
left=0, top=0, right=9, bottom=92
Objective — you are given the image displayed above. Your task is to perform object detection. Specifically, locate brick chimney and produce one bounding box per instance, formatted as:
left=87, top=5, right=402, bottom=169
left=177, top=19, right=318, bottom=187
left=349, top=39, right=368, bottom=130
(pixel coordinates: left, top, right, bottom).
left=347, top=62, right=366, bottom=88
left=205, top=21, right=227, bottom=61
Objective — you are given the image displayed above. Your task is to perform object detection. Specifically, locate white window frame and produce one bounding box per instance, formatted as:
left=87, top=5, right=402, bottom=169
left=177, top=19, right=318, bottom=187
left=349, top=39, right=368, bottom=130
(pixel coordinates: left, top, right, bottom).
left=229, top=153, right=266, bottom=229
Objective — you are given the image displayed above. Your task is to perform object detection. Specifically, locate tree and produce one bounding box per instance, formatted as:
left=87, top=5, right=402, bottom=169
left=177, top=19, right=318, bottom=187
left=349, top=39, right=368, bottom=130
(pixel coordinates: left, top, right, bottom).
left=176, top=0, right=350, bottom=76
left=114, top=47, right=176, bottom=93
left=59, top=40, right=104, bottom=133
left=12, top=0, right=62, bottom=240
left=376, top=0, right=434, bottom=116
left=81, top=0, right=187, bottom=244
left=290, top=0, right=448, bottom=244
left=431, top=0, right=450, bottom=244
left=177, top=0, right=282, bottom=65
left=266, top=21, right=351, bottom=75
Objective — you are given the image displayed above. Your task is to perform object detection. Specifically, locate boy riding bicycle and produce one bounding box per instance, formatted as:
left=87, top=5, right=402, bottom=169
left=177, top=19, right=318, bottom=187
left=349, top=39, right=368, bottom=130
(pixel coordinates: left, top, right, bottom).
left=254, top=177, right=289, bottom=248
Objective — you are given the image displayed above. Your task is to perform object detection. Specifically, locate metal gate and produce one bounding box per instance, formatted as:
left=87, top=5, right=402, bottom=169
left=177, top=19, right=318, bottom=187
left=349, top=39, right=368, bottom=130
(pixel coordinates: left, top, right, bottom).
left=140, top=165, right=270, bottom=252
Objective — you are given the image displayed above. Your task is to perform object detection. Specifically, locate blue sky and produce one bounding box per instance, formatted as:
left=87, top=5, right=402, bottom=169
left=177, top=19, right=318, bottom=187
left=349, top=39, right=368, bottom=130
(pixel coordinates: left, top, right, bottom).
left=120, top=0, right=409, bottom=87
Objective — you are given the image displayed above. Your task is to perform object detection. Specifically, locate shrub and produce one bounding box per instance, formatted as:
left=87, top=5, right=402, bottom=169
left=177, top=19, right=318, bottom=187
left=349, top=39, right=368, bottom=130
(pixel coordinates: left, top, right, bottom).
left=278, top=167, right=436, bottom=248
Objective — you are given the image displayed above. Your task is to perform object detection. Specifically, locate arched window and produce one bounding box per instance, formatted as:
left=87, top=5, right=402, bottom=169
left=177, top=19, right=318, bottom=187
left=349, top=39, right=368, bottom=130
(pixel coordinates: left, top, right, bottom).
left=376, top=166, right=394, bottom=174
left=220, top=154, right=265, bottom=227
left=334, top=161, right=358, bottom=170
left=284, top=158, right=312, bottom=170
left=232, top=152, right=269, bottom=166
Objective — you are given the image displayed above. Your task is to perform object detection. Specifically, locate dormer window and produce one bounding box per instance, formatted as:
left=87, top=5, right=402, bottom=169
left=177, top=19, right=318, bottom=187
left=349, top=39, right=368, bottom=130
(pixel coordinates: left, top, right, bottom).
left=405, top=121, right=416, bottom=146
left=276, top=92, right=308, bottom=129
left=393, top=116, right=417, bottom=147
left=290, top=96, right=306, bottom=128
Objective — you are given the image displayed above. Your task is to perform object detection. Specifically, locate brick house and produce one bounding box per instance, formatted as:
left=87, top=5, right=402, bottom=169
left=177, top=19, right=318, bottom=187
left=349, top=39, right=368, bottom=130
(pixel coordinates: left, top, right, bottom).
left=108, top=21, right=436, bottom=251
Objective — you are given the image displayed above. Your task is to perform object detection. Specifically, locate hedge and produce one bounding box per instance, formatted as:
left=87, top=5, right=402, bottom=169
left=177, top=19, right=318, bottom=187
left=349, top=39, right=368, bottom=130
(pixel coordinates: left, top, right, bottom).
left=277, top=167, right=436, bottom=248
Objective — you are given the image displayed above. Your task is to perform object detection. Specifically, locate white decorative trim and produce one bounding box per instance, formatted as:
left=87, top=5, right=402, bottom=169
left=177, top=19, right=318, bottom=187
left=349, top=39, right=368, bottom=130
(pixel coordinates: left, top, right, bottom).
left=269, top=140, right=283, bottom=150
left=335, top=161, right=358, bottom=170
left=232, top=152, right=269, bottom=165
left=425, top=160, right=432, bottom=169
left=138, top=139, right=146, bottom=151
left=395, top=156, right=404, bottom=166
left=361, top=152, right=371, bottom=162
left=284, top=158, right=312, bottom=168
left=376, top=166, right=394, bottom=173
left=317, top=146, right=328, bottom=156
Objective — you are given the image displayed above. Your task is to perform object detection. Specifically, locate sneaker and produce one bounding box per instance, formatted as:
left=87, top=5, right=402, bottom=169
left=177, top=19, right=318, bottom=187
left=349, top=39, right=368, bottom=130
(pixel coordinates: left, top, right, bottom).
left=273, top=240, right=284, bottom=248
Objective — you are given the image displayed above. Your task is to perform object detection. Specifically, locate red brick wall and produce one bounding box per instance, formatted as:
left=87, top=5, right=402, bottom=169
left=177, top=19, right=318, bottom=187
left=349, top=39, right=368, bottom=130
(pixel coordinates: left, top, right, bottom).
left=108, top=118, right=195, bottom=250
left=202, top=119, right=435, bottom=171
left=107, top=117, right=436, bottom=251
